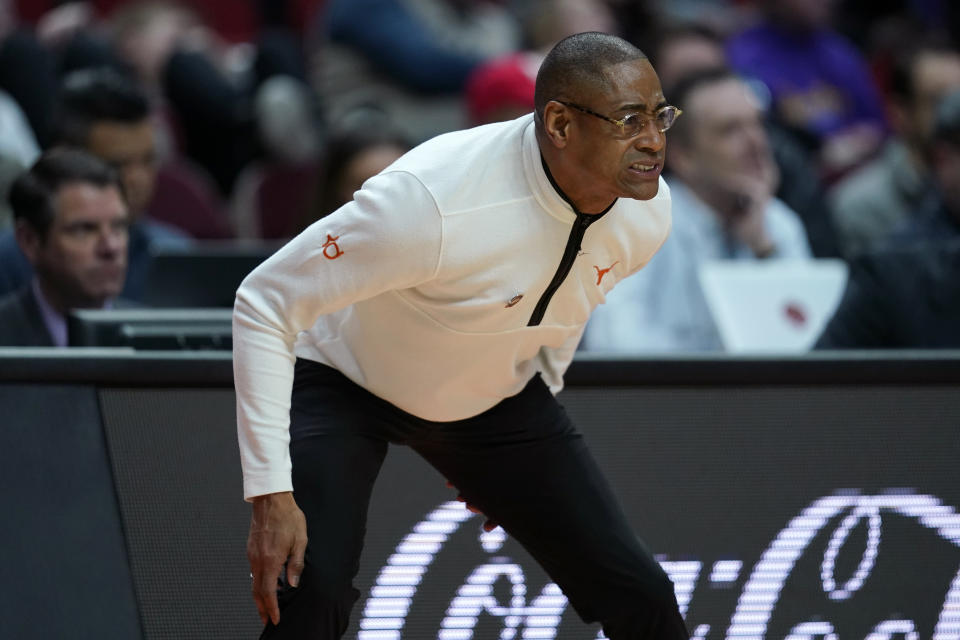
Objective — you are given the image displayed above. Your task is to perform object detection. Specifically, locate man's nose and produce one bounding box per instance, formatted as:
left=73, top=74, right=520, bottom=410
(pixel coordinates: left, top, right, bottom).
left=97, top=226, right=128, bottom=256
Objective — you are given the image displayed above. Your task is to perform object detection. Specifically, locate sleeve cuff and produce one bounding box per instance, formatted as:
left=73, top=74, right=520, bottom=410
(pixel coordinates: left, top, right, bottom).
left=243, top=473, right=294, bottom=502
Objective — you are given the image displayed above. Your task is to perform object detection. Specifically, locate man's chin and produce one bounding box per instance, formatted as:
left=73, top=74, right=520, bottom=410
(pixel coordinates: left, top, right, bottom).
left=79, top=285, right=123, bottom=307
left=626, top=182, right=660, bottom=201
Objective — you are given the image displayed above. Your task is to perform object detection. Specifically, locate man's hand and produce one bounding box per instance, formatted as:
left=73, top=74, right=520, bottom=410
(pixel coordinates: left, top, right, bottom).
left=247, top=492, right=308, bottom=626
left=446, top=481, right=499, bottom=532
left=718, top=169, right=779, bottom=258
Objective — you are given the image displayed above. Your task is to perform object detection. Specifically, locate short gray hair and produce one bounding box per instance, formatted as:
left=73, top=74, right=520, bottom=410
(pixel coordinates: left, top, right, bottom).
left=534, top=32, right=647, bottom=119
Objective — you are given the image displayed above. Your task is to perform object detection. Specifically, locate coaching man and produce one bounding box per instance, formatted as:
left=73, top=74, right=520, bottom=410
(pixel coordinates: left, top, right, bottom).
left=233, top=32, right=689, bottom=639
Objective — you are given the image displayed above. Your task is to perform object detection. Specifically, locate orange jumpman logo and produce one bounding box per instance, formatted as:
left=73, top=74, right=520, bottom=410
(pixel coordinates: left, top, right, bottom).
left=594, top=261, right=619, bottom=285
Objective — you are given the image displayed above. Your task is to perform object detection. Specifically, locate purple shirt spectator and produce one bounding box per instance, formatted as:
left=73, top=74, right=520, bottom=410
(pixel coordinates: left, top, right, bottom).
left=727, top=23, right=887, bottom=172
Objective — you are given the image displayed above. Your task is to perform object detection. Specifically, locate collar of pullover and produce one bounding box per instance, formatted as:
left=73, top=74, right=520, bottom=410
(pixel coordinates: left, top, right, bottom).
left=540, top=154, right=616, bottom=218
left=522, top=119, right=616, bottom=224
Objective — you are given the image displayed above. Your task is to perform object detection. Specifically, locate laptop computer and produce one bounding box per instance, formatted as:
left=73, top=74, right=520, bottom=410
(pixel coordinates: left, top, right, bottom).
left=698, top=259, right=849, bottom=353
left=143, top=242, right=281, bottom=308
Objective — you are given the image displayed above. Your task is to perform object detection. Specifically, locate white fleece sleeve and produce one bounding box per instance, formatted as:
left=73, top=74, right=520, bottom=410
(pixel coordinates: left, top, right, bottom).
left=233, top=170, right=442, bottom=500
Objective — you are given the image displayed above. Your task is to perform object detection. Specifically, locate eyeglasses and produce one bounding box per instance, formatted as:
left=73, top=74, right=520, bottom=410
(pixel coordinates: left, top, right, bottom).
left=555, top=100, right=682, bottom=137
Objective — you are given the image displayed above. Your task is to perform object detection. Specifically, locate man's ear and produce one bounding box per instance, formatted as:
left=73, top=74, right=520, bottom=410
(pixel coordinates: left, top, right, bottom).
left=14, top=219, right=42, bottom=264
left=541, top=102, right=572, bottom=149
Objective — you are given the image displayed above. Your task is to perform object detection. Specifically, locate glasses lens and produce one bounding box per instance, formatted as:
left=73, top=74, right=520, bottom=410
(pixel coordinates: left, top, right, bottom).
left=620, top=114, right=644, bottom=138
left=657, top=106, right=679, bottom=132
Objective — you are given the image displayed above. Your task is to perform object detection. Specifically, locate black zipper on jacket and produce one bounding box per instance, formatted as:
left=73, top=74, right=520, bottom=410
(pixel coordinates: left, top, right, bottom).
left=527, top=212, right=599, bottom=326
left=528, top=157, right=614, bottom=327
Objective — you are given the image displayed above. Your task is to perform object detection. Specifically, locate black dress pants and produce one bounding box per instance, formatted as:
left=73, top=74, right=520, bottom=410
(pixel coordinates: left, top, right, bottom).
left=260, top=359, right=688, bottom=639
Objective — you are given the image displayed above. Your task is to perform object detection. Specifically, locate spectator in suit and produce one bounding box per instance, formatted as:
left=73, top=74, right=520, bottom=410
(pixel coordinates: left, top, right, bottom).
left=814, top=239, right=960, bottom=348
left=829, top=41, right=960, bottom=258
left=816, top=88, right=960, bottom=349
left=0, top=67, right=189, bottom=301
left=0, top=148, right=128, bottom=346
left=583, top=68, right=811, bottom=353
left=886, top=87, right=960, bottom=246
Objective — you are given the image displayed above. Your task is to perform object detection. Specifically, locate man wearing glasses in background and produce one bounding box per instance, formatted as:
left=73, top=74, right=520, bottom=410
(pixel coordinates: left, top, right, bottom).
left=233, top=32, right=689, bottom=639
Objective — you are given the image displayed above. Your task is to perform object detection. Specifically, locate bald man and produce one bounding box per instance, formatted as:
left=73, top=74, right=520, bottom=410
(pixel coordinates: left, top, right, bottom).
left=234, top=32, right=689, bottom=639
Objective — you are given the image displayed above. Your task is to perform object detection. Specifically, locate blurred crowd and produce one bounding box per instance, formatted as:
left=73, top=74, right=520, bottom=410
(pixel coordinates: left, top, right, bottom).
left=0, top=0, right=958, bottom=350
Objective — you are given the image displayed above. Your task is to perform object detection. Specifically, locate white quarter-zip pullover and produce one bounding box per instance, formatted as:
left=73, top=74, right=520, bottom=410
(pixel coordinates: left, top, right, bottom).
left=234, top=114, right=671, bottom=499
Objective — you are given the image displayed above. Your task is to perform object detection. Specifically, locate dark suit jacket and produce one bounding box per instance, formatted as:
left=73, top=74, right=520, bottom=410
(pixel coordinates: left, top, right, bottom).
left=0, top=286, right=54, bottom=346
left=0, top=286, right=139, bottom=347
left=816, top=240, right=960, bottom=348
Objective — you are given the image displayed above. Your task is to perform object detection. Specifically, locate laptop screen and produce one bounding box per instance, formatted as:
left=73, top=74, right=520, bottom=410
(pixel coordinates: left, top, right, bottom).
left=699, top=259, right=849, bottom=353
